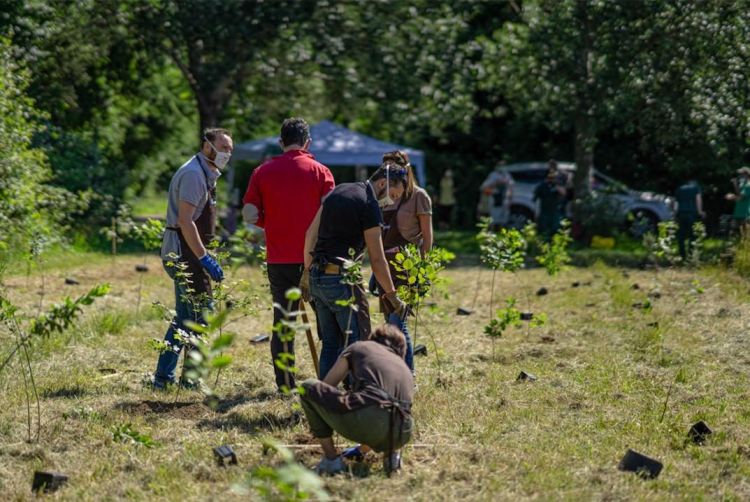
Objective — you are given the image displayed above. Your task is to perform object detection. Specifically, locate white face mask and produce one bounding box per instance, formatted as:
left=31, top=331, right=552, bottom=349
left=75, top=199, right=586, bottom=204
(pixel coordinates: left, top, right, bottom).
left=377, top=167, right=394, bottom=207
left=207, top=140, right=231, bottom=169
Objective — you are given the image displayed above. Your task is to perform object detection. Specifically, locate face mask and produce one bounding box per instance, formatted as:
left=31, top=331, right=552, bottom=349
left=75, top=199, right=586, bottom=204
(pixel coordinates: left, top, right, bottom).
left=378, top=167, right=395, bottom=207
left=207, top=140, right=231, bottom=169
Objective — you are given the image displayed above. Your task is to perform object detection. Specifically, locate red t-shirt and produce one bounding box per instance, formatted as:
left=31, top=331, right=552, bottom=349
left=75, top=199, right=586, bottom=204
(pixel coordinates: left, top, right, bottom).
left=243, top=150, right=334, bottom=264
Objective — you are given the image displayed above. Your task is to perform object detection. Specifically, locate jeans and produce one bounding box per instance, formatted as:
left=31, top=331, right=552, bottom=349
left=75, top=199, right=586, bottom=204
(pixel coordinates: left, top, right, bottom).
left=387, top=312, right=414, bottom=372
left=310, top=267, right=360, bottom=379
left=153, top=261, right=212, bottom=386
left=677, top=214, right=697, bottom=260
left=267, top=263, right=303, bottom=390
left=370, top=274, right=414, bottom=372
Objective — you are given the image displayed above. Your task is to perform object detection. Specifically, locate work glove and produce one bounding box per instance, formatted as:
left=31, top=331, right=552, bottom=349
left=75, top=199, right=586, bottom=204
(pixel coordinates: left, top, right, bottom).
left=382, top=291, right=408, bottom=320
left=199, top=253, right=224, bottom=282
left=300, top=267, right=312, bottom=303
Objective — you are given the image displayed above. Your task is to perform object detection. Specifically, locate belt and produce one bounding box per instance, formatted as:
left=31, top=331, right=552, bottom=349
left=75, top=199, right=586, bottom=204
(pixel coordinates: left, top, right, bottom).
left=322, top=263, right=342, bottom=275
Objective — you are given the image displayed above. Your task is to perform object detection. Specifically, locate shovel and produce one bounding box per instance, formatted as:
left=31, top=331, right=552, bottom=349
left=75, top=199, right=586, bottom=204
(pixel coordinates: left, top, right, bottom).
left=299, top=301, right=320, bottom=378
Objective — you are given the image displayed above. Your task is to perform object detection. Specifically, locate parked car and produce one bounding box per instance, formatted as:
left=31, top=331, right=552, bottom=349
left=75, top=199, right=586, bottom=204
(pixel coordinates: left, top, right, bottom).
left=503, top=162, right=674, bottom=236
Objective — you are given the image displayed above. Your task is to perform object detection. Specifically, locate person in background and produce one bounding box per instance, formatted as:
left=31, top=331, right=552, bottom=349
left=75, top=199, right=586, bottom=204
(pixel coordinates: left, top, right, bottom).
left=300, top=163, right=408, bottom=381
left=725, top=167, right=750, bottom=235
left=674, top=180, right=705, bottom=260
left=437, top=169, right=456, bottom=229
left=480, top=161, right=514, bottom=229
left=533, top=162, right=566, bottom=240
left=299, top=324, right=414, bottom=475
left=370, top=151, right=432, bottom=375
left=153, top=128, right=231, bottom=389
left=242, top=118, right=335, bottom=392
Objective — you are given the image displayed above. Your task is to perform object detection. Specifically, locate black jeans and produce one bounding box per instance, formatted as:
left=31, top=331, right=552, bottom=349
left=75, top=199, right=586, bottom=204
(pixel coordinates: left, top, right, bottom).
left=267, top=263, right=303, bottom=390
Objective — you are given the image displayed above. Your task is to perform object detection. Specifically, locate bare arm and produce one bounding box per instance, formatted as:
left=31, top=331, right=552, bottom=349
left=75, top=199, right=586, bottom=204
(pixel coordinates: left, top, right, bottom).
left=242, top=203, right=259, bottom=225
left=697, top=194, right=705, bottom=217
left=303, top=207, right=323, bottom=270
left=364, top=226, right=395, bottom=294
left=419, top=214, right=433, bottom=255
left=177, top=200, right=206, bottom=258
left=323, top=356, right=349, bottom=386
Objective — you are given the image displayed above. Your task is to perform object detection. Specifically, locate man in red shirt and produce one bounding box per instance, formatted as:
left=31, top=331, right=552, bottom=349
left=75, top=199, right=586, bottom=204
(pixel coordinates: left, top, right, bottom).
left=243, top=118, right=335, bottom=392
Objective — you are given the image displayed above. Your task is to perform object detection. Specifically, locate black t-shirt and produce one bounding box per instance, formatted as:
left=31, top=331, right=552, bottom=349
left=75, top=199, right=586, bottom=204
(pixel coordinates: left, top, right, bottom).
left=313, top=182, right=383, bottom=264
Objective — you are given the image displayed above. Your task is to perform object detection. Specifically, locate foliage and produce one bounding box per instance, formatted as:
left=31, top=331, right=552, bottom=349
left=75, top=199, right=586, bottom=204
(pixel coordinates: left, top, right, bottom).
left=272, top=288, right=310, bottom=395
left=0, top=283, right=110, bottom=441
left=733, top=229, right=750, bottom=278
left=391, top=245, right=456, bottom=309
left=477, top=218, right=526, bottom=272
left=536, top=220, right=572, bottom=276
left=233, top=439, right=329, bottom=501
left=687, top=221, right=707, bottom=268
left=484, top=298, right=522, bottom=339
left=112, top=423, right=159, bottom=448
left=643, top=221, right=680, bottom=267
left=132, top=219, right=165, bottom=252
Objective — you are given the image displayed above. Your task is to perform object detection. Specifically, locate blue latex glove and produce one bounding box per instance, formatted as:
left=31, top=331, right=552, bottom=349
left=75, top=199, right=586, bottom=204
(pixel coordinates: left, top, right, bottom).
left=199, top=253, right=224, bottom=282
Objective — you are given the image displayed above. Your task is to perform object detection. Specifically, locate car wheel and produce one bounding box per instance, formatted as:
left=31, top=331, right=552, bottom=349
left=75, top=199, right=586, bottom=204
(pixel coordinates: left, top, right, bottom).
left=628, top=210, right=659, bottom=238
left=508, top=207, right=534, bottom=230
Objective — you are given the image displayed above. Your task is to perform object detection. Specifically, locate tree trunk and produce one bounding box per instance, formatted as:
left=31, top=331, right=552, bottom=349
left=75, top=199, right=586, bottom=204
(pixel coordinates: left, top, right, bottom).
left=573, top=111, right=595, bottom=198
left=197, top=96, right=223, bottom=147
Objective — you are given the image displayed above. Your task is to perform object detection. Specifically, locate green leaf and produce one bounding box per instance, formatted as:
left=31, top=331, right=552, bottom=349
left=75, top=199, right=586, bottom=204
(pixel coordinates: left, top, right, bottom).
left=211, top=354, right=232, bottom=369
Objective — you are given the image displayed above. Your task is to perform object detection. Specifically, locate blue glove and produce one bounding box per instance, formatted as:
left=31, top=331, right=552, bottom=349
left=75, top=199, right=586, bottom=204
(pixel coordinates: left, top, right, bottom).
left=199, top=253, right=224, bottom=282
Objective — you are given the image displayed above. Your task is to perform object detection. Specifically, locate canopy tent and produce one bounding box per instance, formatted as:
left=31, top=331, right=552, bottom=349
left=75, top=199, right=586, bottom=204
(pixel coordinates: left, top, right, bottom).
left=232, top=120, right=426, bottom=185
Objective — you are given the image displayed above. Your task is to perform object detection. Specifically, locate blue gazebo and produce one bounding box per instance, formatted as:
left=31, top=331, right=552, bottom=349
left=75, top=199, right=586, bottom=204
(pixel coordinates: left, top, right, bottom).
left=232, top=120, right=427, bottom=185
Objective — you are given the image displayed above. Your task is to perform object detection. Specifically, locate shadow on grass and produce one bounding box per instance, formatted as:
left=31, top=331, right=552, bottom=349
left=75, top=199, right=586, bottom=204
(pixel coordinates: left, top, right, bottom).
left=114, top=400, right=211, bottom=419
left=42, top=385, right=88, bottom=399
left=211, top=389, right=278, bottom=414
left=197, top=410, right=302, bottom=434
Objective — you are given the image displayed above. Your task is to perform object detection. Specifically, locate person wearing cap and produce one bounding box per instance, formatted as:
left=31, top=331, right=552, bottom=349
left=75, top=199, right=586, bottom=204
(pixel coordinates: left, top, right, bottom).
left=152, top=128, right=232, bottom=389
left=674, top=180, right=705, bottom=260
left=300, top=162, right=409, bottom=381
left=726, top=167, right=750, bottom=234
left=480, top=160, right=514, bottom=229
left=533, top=162, right=566, bottom=239
left=242, top=118, right=335, bottom=392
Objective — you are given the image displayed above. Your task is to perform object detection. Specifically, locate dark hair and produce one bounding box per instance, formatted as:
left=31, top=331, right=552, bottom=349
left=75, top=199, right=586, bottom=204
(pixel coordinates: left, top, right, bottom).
left=547, top=158, right=558, bottom=170
left=370, top=150, right=413, bottom=195
left=370, top=324, right=407, bottom=358
left=280, top=117, right=311, bottom=147
left=203, top=128, right=231, bottom=145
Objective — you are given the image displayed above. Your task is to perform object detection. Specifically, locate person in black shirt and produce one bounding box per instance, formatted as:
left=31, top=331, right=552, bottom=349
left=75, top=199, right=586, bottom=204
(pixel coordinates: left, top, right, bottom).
left=301, top=164, right=408, bottom=379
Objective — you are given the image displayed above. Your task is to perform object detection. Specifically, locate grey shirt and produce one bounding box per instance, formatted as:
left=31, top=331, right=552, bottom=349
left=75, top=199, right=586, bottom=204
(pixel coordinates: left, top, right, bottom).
left=160, top=154, right=221, bottom=261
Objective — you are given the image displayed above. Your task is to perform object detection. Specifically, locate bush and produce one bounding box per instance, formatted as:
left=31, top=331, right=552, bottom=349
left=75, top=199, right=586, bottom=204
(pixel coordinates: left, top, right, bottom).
left=0, top=39, right=81, bottom=261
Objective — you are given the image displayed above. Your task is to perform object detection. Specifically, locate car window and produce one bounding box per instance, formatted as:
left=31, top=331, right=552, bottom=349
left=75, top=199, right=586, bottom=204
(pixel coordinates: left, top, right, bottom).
left=509, top=169, right=547, bottom=184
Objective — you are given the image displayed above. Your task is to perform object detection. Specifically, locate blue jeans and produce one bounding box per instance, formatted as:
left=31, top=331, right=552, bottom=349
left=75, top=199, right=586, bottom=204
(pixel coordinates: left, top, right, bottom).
left=154, top=261, right=213, bottom=386
left=310, top=267, right=360, bottom=379
left=387, top=312, right=414, bottom=372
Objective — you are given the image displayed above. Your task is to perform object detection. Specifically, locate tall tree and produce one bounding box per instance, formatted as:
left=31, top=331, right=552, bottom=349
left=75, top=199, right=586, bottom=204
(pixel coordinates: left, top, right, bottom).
left=132, top=0, right=313, bottom=141
left=480, top=0, right=749, bottom=197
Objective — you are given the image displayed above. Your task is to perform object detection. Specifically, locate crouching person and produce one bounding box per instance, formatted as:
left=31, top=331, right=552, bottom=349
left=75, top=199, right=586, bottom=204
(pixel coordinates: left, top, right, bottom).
left=299, top=325, right=414, bottom=475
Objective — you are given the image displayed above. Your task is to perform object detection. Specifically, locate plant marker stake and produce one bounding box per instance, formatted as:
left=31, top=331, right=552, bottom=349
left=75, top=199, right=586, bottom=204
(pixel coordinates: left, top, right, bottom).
left=213, top=445, right=238, bottom=466
left=413, top=344, right=427, bottom=356
left=688, top=421, right=712, bottom=444
left=32, top=471, right=68, bottom=493
left=618, top=449, right=663, bottom=479
left=520, top=312, right=534, bottom=321
left=516, top=371, right=537, bottom=382
left=250, top=334, right=270, bottom=343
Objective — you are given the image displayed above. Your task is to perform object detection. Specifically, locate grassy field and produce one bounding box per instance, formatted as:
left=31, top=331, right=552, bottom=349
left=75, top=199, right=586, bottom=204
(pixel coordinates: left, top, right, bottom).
left=1, top=250, right=750, bottom=500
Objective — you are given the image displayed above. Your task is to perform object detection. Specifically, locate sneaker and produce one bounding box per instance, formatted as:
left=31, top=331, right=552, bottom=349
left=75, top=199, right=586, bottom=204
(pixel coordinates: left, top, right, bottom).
left=383, top=451, right=401, bottom=472
left=148, top=375, right=173, bottom=390
left=315, top=456, right=346, bottom=476
left=341, top=445, right=364, bottom=461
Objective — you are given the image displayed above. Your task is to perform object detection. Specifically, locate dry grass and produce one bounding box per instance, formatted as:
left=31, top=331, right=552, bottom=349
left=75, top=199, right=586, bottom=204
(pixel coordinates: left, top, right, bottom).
left=1, top=252, right=750, bottom=500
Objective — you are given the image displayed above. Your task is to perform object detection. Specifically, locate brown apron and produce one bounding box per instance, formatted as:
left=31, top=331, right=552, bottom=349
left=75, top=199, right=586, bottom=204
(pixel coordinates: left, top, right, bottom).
left=377, top=199, right=410, bottom=313
left=166, top=156, right=217, bottom=296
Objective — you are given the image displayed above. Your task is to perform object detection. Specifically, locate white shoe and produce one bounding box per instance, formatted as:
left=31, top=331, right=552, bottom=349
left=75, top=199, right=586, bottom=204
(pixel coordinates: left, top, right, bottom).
left=315, top=456, right=346, bottom=476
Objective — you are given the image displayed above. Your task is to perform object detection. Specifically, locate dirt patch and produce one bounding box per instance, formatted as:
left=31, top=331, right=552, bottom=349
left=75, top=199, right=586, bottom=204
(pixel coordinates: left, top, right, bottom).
left=115, top=400, right=213, bottom=420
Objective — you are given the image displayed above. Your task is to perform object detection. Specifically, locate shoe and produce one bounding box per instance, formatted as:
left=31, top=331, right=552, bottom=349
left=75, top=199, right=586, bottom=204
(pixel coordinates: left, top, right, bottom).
left=315, top=456, right=346, bottom=476
left=179, top=377, right=200, bottom=390
left=148, top=375, right=173, bottom=390
left=341, top=445, right=364, bottom=461
left=383, top=451, right=401, bottom=472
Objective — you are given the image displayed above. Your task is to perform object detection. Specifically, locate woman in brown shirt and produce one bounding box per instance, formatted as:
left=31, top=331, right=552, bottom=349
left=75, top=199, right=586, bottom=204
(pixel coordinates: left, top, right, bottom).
left=372, top=151, right=434, bottom=373
left=299, top=325, right=414, bottom=475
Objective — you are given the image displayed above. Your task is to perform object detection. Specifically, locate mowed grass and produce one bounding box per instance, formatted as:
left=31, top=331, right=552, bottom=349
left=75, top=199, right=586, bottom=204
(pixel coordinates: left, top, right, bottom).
left=1, top=251, right=750, bottom=500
